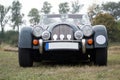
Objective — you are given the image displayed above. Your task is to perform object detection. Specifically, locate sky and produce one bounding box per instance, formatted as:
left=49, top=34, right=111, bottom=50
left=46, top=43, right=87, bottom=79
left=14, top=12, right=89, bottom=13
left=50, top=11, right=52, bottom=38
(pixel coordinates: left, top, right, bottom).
left=1, top=0, right=119, bottom=14
left=0, top=0, right=119, bottom=31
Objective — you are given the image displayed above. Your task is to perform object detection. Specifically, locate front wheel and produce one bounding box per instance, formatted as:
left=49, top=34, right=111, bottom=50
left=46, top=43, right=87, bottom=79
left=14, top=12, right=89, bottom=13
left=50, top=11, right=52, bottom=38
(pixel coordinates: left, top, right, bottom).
left=94, top=48, right=107, bottom=66
left=18, top=48, right=33, bottom=67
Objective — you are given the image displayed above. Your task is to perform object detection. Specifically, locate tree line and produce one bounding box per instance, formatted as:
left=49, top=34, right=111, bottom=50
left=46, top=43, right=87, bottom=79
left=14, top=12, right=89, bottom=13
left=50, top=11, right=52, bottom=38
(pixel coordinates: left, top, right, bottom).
left=0, top=0, right=120, bottom=43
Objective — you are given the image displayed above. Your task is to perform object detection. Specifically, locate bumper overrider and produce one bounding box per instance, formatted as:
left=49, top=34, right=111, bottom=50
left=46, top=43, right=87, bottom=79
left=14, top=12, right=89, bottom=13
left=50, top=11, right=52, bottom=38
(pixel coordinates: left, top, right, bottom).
left=38, top=39, right=88, bottom=54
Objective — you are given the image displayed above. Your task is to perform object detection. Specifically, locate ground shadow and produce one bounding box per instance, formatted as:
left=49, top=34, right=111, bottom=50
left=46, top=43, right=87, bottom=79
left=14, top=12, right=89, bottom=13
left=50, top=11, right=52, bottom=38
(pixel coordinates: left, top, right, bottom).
left=33, top=61, right=93, bottom=67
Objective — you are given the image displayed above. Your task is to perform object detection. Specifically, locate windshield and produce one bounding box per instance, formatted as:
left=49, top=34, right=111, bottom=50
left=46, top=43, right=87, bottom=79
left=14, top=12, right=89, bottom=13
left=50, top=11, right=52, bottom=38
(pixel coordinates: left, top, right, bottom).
left=40, top=14, right=91, bottom=26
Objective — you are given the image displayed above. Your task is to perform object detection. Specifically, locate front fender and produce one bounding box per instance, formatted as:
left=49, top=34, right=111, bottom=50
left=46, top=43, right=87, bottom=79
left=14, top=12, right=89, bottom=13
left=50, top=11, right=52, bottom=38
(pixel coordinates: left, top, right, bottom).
left=18, top=27, right=32, bottom=48
left=93, top=25, right=108, bottom=48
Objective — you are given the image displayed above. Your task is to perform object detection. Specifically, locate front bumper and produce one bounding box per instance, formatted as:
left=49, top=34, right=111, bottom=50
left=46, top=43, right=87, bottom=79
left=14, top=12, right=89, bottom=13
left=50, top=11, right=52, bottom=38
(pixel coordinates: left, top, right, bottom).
left=38, top=39, right=91, bottom=54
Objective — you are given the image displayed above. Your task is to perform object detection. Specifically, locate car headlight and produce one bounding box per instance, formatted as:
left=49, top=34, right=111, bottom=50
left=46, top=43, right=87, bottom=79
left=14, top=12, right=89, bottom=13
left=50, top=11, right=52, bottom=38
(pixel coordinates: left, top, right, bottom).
left=42, top=31, right=50, bottom=40
left=82, top=25, right=93, bottom=37
left=96, top=35, right=106, bottom=45
left=74, top=30, right=83, bottom=40
left=33, top=27, right=43, bottom=37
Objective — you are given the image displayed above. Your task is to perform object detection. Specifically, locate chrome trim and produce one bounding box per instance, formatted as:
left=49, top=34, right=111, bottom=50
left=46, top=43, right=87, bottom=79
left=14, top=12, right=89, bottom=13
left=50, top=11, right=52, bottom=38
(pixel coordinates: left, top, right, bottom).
left=39, top=39, right=43, bottom=54
left=44, top=40, right=81, bottom=42
left=82, top=39, right=86, bottom=53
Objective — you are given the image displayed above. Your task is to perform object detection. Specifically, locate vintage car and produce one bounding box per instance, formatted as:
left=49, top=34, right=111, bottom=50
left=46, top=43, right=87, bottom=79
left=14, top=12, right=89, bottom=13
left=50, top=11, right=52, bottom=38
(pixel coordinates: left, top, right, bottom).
left=18, top=14, right=108, bottom=67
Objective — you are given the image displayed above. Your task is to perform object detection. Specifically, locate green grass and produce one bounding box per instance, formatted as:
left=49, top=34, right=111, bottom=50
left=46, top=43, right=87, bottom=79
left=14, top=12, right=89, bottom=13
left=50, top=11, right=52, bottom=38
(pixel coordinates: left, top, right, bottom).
left=0, top=49, right=120, bottom=80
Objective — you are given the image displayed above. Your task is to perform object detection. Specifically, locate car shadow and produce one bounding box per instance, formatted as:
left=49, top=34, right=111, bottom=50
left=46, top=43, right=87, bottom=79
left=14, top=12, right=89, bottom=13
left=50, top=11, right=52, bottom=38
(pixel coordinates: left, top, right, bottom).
left=33, top=61, right=93, bottom=67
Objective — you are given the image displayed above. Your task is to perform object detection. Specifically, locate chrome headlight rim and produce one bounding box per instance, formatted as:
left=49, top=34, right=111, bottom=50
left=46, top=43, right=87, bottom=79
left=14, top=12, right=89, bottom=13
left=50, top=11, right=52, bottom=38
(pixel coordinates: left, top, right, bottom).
left=42, top=31, right=51, bottom=40
left=74, top=30, right=83, bottom=40
left=32, top=26, right=43, bottom=37
left=82, top=25, right=93, bottom=37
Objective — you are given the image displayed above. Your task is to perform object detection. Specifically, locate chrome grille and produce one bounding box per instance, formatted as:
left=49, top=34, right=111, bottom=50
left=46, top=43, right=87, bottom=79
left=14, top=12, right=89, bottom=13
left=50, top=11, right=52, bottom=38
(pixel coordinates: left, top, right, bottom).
left=51, top=24, right=74, bottom=40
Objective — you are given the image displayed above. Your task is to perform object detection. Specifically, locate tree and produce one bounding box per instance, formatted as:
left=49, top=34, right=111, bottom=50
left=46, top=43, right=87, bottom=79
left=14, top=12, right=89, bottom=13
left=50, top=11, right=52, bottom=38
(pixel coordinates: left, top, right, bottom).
left=41, top=1, right=52, bottom=14
left=93, top=13, right=117, bottom=41
left=71, top=0, right=84, bottom=14
left=11, top=0, right=23, bottom=31
left=88, top=4, right=102, bottom=20
left=28, top=8, right=40, bottom=26
left=102, top=2, right=120, bottom=20
left=59, top=2, right=70, bottom=14
left=0, top=4, right=10, bottom=33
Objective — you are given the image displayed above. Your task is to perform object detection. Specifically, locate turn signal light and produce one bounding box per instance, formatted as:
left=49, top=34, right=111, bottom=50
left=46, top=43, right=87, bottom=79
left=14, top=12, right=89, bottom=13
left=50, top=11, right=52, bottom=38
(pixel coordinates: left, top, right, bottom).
left=33, top=39, right=39, bottom=45
left=87, top=39, right=93, bottom=45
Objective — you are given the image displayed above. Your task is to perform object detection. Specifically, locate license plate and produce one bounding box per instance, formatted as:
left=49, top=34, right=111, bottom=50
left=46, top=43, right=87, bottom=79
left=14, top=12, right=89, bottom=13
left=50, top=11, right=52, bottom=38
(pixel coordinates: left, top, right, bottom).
left=45, top=42, right=79, bottom=50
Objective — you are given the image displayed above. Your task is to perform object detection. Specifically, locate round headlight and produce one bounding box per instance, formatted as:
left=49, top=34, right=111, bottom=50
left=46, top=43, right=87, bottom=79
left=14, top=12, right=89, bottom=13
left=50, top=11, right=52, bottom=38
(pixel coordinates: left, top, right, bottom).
left=74, top=30, right=83, bottom=40
left=96, top=35, right=106, bottom=45
left=82, top=25, right=93, bottom=37
left=33, top=27, right=43, bottom=37
left=42, top=31, right=50, bottom=40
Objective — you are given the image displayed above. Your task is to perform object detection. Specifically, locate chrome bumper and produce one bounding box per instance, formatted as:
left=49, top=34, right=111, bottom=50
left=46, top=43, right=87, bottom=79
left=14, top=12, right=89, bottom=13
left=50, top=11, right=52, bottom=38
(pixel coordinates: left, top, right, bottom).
left=82, top=39, right=86, bottom=53
left=39, top=39, right=43, bottom=54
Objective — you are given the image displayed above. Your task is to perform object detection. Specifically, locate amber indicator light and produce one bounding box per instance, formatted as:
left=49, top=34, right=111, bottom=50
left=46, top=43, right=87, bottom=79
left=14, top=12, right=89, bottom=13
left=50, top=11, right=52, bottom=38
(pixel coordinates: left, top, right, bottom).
left=87, top=39, right=93, bottom=45
left=33, top=39, right=39, bottom=45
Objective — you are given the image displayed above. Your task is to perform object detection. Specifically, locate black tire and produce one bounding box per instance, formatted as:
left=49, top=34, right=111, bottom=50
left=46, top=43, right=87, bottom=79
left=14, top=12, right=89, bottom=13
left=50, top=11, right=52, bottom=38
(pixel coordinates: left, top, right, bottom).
left=19, top=48, right=33, bottom=67
left=94, top=48, right=107, bottom=66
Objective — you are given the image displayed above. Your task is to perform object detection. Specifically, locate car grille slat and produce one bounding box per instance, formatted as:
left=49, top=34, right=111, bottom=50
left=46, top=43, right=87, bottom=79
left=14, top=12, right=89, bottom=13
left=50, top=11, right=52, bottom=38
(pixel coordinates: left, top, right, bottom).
left=52, top=24, right=74, bottom=40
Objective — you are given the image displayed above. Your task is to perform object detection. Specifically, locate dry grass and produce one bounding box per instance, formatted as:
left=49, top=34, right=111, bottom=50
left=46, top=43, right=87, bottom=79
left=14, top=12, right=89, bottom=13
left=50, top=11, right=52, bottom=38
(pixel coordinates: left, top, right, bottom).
left=109, top=46, right=120, bottom=51
left=0, top=43, right=18, bottom=52
left=0, top=46, right=120, bottom=80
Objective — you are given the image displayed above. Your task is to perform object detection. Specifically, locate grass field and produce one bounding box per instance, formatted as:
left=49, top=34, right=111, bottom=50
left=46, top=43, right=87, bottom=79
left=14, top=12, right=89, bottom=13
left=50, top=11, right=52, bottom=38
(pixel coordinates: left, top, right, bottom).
left=0, top=47, right=120, bottom=80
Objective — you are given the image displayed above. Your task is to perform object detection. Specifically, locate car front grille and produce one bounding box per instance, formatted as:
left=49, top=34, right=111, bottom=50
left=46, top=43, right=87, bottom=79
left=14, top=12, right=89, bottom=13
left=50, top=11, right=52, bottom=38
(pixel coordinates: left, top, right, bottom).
left=51, top=24, right=74, bottom=40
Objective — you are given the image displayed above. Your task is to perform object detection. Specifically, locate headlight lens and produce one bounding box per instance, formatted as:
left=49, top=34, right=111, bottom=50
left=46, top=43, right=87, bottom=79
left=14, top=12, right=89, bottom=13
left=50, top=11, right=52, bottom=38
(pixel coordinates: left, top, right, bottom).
left=33, top=27, right=43, bottom=37
left=42, top=31, right=50, bottom=40
left=96, top=35, right=106, bottom=45
left=82, top=25, right=93, bottom=37
left=74, top=30, right=83, bottom=40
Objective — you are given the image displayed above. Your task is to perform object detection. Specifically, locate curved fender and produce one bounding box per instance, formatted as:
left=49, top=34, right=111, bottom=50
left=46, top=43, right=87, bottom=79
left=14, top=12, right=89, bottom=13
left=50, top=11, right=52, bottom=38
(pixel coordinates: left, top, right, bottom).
left=19, top=27, right=32, bottom=48
left=93, top=25, right=108, bottom=48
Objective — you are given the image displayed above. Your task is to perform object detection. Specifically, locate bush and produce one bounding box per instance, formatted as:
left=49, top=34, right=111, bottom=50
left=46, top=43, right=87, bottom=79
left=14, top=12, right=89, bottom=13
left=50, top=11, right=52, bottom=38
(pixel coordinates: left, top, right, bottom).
left=0, top=31, right=18, bottom=46
left=93, top=13, right=120, bottom=42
